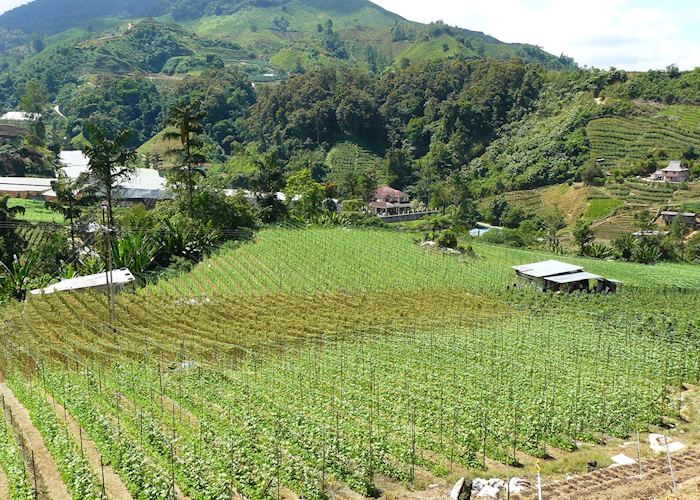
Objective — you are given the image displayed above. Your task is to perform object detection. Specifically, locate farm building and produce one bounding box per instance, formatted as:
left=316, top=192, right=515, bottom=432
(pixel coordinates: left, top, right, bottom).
left=0, top=177, right=55, bottom=200
left=469, top=223, right=501, bottom=237
left=59, top=150, right=170, bottom=202
left=658, top=211, right=699, bottom=229
left=513, top=260, right=619, bottom=293
left=0, top=123, right=28, bottom=139
left=0, top=111, right=40, bottom=122
left=30, top=269, right=136, bottom=296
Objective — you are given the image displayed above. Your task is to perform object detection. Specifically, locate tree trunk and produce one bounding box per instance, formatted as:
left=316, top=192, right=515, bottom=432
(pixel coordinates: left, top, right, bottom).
left=68, top=196, right=76, bottom=254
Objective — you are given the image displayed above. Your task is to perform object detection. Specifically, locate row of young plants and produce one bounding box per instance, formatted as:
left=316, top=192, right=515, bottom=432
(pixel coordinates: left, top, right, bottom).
left=5, top=296, right=695, bottom=499
left=5, top=373, right=103, bottom=499
left=0, top=395, right=33, bottom=500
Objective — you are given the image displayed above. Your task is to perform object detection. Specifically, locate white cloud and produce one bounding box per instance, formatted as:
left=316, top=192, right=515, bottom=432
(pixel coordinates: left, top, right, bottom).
left=373, top=0, right=700, bottom=70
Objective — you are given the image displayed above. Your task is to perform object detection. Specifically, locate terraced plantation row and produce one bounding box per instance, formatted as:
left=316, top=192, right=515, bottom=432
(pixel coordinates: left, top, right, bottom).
left=587, top=115, right=700, bottom=165
left=0, top=228, right=699, bottom=498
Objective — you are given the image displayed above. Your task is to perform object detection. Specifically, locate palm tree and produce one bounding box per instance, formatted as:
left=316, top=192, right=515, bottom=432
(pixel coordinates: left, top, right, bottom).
left=46, top=171, right=97, bottom=252
left=83, top=124, right=136, bottom=226
left=164, top=100, right=207, bottom=218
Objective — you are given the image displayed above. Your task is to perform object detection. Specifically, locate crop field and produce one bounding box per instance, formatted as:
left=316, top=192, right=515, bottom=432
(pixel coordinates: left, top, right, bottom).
left=587, top=113, right=700, bottom=167
left=8, top=198, right=64, bottom=224
left=1, top=228, right=700, bottom=498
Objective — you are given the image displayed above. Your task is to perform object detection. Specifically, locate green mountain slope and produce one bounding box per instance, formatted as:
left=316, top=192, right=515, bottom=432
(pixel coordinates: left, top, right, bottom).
left=587, top=105, right=700, bottom=167
left=0, top=0, right=573, bottom=81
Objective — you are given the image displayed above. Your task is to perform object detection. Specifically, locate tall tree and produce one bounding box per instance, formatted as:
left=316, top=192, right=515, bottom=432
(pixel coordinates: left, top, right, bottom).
left=19, top=79, right=47, bottom=146
left=46, top=171, right=97, bottom=252
left=284, top=169, right=325, bottom=220
left=83, top=124, right=136, bottom=226
left=0, top=196, right=26, bottom=268
left=164, top=100, right=207, bottom=218
left=251, top=152, right=287, bottom=223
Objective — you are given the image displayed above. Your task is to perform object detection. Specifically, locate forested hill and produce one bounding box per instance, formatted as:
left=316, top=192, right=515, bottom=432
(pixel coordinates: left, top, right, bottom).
left=0, top=0, right=399, bottom=35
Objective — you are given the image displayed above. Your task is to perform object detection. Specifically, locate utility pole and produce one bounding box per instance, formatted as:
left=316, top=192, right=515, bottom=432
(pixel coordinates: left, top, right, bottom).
left=101, top=203, right=116, bottom=331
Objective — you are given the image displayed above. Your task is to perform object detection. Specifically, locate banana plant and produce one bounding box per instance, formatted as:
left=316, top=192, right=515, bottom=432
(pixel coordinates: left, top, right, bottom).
left=0, top=255, right=35, bottom=301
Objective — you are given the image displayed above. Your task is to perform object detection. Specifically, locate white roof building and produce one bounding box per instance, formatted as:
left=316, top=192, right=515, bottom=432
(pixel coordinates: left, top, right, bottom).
left=59, top=150, right=169, bottom=201
left=513, top=260, right=583, bottom=279
left=0, top=111, right=41, bottom=122
left=0, top=177, right=55, bottom=198
left=30, top=268, right=135, bottom=296
left=512, top=260, right=619, bottom=293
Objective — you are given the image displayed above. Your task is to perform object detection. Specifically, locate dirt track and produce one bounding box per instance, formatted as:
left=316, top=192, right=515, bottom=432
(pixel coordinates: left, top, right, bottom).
left=0, top=469, right=9, bottom=500
left=0, top=382, right=70, bottom=500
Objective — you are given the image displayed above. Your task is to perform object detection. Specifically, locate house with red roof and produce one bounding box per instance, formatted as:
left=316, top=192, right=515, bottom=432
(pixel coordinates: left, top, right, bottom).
left=369, top=186, right=414, bottom=216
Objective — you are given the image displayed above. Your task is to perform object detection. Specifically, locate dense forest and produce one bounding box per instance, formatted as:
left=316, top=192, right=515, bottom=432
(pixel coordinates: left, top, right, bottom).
left=4, top=55, right=700, bottom=196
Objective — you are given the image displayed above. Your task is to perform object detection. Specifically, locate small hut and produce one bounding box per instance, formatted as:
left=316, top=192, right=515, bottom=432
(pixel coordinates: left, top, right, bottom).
left=513, top=260, right=619, bottom=293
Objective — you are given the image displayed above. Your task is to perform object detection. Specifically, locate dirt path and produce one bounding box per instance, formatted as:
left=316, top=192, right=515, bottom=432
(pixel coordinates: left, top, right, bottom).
left=0, top=383, right=71, bottom=500
left=47, top=395, right=133, bottom=500
left=0, top=469, right=10, bottom=500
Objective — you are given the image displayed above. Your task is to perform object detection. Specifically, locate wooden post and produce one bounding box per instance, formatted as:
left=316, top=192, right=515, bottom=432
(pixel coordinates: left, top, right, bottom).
left=636, top=431, right=643, bottom=476
left=31, top=449, right=38, bottom=497
left=664, top=435, right=677, bottom=492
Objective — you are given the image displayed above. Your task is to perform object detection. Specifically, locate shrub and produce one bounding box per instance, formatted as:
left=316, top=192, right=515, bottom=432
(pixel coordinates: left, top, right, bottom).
left=481, top=228, right=525, bottom=247
left=436, top=230, right=458, bottom=249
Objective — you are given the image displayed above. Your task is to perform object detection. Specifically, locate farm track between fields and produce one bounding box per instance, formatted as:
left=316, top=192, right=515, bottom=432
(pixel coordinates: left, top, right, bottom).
left=0, top=468, right=9, bottom=500
left=0, top=382, right=70, bottom=500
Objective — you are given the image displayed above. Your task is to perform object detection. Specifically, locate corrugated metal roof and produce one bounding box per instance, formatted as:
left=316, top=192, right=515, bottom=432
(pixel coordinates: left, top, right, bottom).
left=513, top=260, right=583, bottom=278
left=0, top=177, right=54, bottom=193
left=59, top=150, right=90, bottom=169
left=545, top=272, right=604, bottom=284
left=30, top=269, right=135, bottom=295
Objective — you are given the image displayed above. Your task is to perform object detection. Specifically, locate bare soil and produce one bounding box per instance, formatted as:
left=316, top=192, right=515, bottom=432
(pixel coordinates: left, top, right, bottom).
left=0, top=382, right=70, bottom=500
left=514, top=449, right=700, bottom=500
left=0, top=469, right=10, bottom=500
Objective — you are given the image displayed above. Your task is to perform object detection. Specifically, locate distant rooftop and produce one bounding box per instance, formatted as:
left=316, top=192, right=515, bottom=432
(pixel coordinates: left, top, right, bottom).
left=30, top=269, right=135, bottom=296
left=375, top=186, right=409, bottom=199
left=0, top=111, right=40, bottom=122
left=513, top=260, right=584, bottom=279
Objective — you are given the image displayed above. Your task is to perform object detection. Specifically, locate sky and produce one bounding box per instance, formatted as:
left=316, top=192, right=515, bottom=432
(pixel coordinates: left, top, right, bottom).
left=373, top=0, right=700, bottom=70
left=1, top=0, right=699, bottom=70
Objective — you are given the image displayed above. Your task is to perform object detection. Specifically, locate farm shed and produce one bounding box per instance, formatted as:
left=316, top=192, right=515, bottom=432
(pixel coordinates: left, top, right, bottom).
left=30, top=268, right=136, bottom=296
left=0, top=177, right=55, bottom=199
left=658, top=211, right=699, bottom=229
left=513, top=260, right=619, bottom=293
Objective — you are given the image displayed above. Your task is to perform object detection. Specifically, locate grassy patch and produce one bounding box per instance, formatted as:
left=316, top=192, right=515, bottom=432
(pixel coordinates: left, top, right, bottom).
left=8, top=198, right=64, bottom=224
left=583, top=198, right=623, bottom=221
